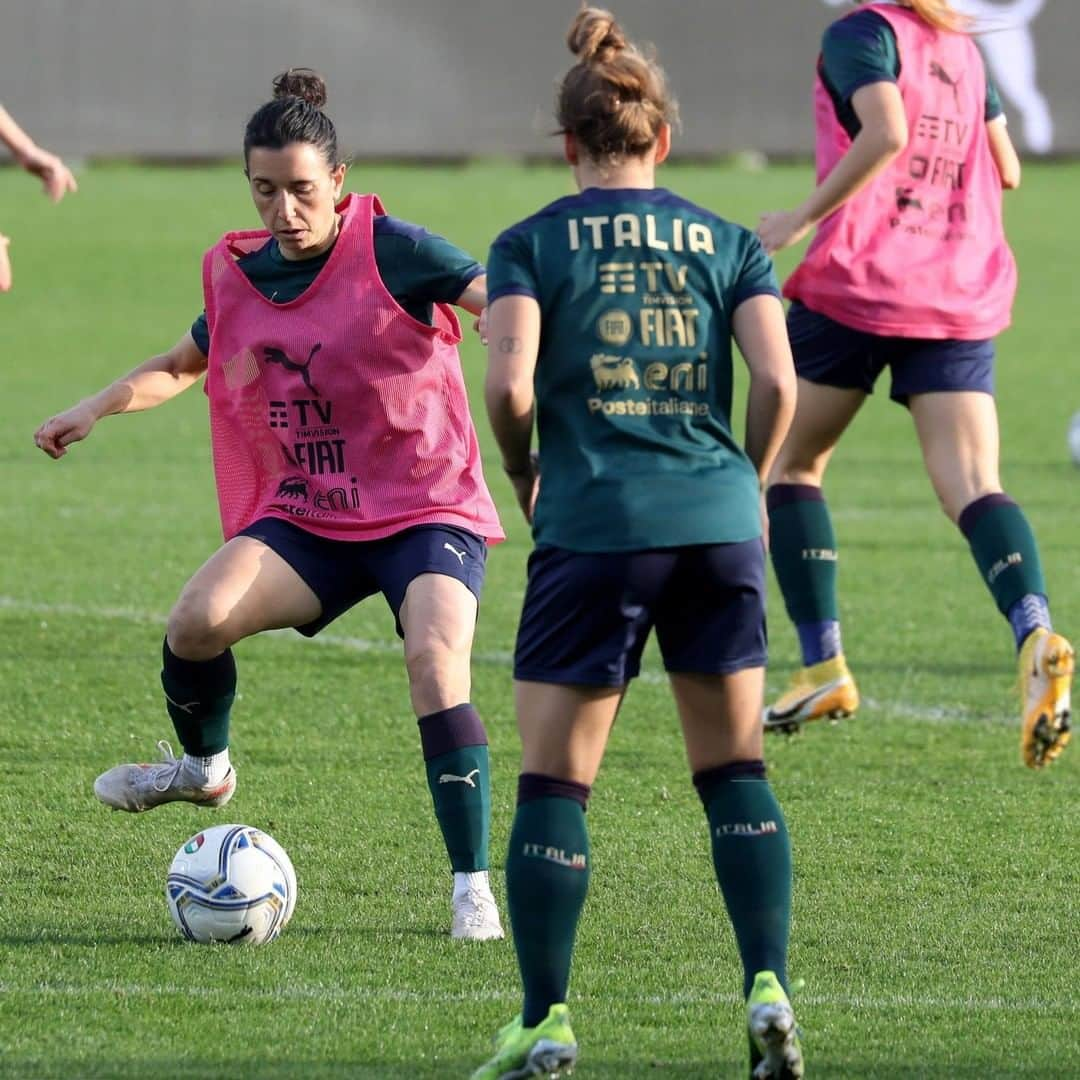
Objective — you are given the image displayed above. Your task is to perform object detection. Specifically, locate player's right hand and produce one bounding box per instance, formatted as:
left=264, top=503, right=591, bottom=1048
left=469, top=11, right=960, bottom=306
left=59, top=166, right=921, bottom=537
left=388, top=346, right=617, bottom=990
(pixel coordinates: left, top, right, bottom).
left=20, top=148, right=79, bottom=203
left=34, top=404, right=98, bottom=459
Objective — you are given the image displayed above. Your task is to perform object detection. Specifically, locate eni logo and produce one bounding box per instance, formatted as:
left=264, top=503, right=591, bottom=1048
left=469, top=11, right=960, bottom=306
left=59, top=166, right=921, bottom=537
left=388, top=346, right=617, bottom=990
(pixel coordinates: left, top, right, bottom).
left=591, top=353, right=640, bottom=390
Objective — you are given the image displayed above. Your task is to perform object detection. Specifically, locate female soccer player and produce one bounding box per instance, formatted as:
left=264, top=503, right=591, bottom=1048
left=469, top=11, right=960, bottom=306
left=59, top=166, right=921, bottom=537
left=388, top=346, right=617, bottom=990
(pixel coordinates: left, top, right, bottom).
left=0, top=103, right=78, bottom=291
left=757, top=0, right=1072, bottom=768
left=472, top=9, right=802, bottom=1078
left=34, top=70, right=506, bottom=940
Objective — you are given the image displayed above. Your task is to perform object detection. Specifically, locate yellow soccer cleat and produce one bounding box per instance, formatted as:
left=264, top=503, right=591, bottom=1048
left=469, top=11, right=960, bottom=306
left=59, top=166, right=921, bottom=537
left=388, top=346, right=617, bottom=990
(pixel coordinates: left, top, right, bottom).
left=764, top=655, right=859, bottom=733
left=1019, top=629, right=1073, bottom=768
left=747, top=971, right=804, bottom=1080
left=470, top=1004, right=577, bottom=1080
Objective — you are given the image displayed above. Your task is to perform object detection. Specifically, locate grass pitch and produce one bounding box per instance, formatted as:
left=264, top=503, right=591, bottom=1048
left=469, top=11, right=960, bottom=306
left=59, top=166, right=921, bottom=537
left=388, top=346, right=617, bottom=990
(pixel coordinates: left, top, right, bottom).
left=1, top=160, right=1078, bottom=1078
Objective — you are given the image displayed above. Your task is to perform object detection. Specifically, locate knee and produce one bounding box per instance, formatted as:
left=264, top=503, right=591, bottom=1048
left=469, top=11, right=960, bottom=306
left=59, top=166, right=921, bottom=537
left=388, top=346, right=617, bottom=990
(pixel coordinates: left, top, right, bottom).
left=167, top=588, right=236, bottom=660
left=940, top=485, right=1003, bottom=528
left=404, top=638, right=470, bottom=710
left=768, top=450, right=824, bottom=487
left=405, top=638, right=454, bottom=686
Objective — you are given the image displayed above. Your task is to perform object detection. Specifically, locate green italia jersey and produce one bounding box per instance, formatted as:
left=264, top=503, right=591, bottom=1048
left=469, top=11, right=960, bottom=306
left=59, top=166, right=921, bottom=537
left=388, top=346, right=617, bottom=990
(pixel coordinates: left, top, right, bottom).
left=487, top=186, right=779, bottom=552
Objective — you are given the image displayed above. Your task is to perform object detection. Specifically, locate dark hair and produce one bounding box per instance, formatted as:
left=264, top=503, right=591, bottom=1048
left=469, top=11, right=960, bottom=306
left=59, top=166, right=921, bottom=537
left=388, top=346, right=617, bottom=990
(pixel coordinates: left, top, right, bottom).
left=556, top=6, right=677, bottom=162
left=243, top=68, right=339, bottom=168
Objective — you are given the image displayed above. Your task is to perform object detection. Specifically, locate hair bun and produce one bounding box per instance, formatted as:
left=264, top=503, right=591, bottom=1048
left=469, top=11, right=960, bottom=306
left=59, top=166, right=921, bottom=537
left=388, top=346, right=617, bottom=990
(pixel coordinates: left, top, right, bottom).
left=567, top=6, right=627, bottom=63
left=272, top=68, right=328, bottom=109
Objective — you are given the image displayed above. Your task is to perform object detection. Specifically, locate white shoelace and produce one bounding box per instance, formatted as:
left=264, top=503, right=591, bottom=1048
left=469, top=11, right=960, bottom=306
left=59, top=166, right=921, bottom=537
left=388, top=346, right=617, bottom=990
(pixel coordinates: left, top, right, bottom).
left=149, top=739, right=183, bottom=793
left=457, top=888, right=498, bottom=927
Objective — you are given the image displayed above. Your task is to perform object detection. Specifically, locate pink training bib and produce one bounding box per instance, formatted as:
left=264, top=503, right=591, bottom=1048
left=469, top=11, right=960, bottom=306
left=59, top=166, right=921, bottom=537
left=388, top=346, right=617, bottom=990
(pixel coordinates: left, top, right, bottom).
left=784, top=2, right=1016, bottom=339
left=202, top=192, right=504, bottom=543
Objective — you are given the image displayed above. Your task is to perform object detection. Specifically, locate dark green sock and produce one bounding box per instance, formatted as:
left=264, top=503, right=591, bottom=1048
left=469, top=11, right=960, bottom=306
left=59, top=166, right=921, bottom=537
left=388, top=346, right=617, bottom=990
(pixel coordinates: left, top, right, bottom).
left=506, top=776, right=591, bottom=1027
left=694, top=761, right=791, bottom=998
left=161, top=639, right=235, bottom=755
left=958, top=494, right=1047, bottom=615
left=424, top=744, right=491, bottom=872
left=767, top=484, right=839, bottom=624
left=418, top=704, right=491, bottom=873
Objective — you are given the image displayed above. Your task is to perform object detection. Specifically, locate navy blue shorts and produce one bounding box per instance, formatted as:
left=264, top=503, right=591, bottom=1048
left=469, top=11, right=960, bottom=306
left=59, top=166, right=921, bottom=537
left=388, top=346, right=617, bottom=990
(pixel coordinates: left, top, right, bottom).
left=239, top=518, right=487, bottom=638
left=787, top=301, right=995, bottom=405
left=513, top=540, right=767, bottom=687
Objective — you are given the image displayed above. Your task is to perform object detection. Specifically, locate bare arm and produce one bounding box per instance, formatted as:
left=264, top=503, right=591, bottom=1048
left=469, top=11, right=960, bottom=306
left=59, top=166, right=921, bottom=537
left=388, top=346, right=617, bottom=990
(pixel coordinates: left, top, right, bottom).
left=732, top=295, right=797, bottom=485
left=455, top=272, right=488, bottom=316
left=484, top=294, right=541, bottom=521
left=758, top=81, right=908, bottom=254
left=34, top=332, right=208, bottom=459
left=986, top=115, right=1021, bottom=190
left=0, top=105, right=78, bottom=203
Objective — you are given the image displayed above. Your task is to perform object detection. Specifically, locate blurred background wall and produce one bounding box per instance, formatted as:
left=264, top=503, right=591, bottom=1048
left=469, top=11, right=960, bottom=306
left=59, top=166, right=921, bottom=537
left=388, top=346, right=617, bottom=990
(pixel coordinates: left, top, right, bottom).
left=1, top=0, right=1073, bottom=160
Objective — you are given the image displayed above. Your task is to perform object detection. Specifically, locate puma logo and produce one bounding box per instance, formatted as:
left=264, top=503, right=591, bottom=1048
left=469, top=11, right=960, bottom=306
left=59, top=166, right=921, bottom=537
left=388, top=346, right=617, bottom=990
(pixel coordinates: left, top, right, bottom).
left=929, top=60, right=963, bottom=108
left=438, top=769, right=480, bottom=787
left=443, top=542, right=467, bottom=565
left=164, top=692, right=199, bottom=714
left=263, top=343, right=322, bottom=396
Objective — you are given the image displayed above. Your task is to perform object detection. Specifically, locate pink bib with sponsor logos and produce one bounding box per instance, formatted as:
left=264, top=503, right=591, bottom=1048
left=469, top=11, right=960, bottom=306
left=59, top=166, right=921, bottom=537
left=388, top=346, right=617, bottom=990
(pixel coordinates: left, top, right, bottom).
left=784, top=2, right=1015, bottom=339
left=202, top=192, right=503, bottom=542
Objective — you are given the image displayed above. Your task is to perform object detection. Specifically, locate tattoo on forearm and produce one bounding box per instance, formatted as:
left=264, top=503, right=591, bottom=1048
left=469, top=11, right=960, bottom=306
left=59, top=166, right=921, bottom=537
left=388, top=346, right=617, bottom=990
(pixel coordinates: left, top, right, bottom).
left=498, top=336, right=522, bottom=355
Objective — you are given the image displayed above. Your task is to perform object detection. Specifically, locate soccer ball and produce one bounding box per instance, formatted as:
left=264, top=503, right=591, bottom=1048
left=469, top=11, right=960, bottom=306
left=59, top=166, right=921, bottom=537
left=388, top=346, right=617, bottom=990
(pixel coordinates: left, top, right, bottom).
left=166, top=823, right=297, bottom=944
left=1068, top=411, right=1080, bottom=466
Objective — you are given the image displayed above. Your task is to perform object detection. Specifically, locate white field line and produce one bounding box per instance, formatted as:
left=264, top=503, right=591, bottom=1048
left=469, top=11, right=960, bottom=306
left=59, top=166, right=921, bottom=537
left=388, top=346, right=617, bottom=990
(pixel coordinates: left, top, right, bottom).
left=1, top=595, right=1011, bottom=726
left=0, top=982, right=1074, bottom=1012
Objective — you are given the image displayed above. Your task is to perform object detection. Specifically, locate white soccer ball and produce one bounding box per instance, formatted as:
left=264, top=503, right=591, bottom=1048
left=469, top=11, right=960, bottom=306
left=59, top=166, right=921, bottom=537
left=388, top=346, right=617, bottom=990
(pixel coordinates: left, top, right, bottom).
left=1068, top=411, right=1080, bottom=467
left=166, top=823, right=297, bottom=944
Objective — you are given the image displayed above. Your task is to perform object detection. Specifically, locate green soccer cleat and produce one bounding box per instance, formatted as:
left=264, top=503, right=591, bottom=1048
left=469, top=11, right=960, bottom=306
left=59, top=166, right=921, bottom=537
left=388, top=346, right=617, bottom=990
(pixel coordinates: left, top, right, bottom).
left=747, top=971, right=803, bottom=1080
left=470, top=1004, right=577, bottom=1080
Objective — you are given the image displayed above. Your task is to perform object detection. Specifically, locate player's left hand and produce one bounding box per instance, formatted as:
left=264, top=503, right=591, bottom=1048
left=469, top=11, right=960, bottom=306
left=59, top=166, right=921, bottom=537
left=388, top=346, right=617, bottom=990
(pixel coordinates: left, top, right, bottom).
left=506, top=451, right=539, bottom=523
left=475, top=306, right=489, bottom=345
left=19, top=147, right=79, bottom=203
left=757, top=210, right=810, bottom=255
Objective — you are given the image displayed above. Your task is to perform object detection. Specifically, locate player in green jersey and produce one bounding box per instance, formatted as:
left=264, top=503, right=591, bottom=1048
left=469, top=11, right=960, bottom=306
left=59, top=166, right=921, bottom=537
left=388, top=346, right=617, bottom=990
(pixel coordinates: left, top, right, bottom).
left=471, top=8, right=802, bottom=1079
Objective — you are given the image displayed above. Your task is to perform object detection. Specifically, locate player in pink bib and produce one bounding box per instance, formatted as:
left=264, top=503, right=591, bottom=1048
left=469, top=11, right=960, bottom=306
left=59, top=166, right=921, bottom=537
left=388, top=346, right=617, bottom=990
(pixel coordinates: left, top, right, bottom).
left=757, top=0, right=1071, bottom=768
left=34, top=69, right=507, bottom=938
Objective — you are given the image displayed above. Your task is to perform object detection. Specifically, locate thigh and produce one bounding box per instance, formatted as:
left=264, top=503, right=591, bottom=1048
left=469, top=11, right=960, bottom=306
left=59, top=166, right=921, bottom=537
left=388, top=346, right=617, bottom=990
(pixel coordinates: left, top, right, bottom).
left=769, top=378, right=867, bottom=485
left=654, top=540, right=767, bottom=676
left=772, top=304, right=875, bottom=484
left=909, top=390, right=1002, bottom=522
left=398, top=571, right=479, bottom=657
left=170, top=535, right=323, bottom=652
left=374, top=525, right=487, bottom=638
left=238, top=517, right=379, bottom=637
left=515, top=681, right=624, bottom=786
left=513, top=547, right=674, bottom=687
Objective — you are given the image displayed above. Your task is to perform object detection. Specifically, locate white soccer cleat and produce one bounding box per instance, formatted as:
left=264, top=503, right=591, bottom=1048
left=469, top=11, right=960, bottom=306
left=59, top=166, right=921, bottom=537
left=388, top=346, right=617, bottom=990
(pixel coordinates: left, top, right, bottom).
left=94, top=739, right=236, bottom=813
left=451, top=881, right=504, bottom=941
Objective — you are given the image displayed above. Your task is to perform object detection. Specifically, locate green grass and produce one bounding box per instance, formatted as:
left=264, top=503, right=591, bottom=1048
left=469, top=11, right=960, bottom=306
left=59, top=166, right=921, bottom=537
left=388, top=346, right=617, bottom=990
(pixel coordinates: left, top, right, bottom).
left=1, top=160, right=1078, bottom=1078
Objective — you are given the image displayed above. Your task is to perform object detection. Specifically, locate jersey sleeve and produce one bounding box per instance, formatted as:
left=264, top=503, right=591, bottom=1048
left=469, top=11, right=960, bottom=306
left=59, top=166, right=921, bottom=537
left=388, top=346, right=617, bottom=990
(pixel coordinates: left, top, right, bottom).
left=983, top=65, right=1004, bottom=122
left=731, top=232, right=781, bottom=311
left=820, top=11, right=899, bottom=103
left=373, top=216, right=483, bottom=308
left=486, top=226, right=540, bottom=303
left=191, top=312, right=210, bottom=356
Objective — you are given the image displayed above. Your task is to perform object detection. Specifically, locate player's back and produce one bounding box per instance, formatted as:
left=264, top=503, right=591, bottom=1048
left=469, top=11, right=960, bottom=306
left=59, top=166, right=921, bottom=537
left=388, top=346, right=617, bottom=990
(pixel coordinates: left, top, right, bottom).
left=489, top=187, right=776, bottom=553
